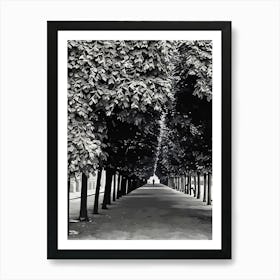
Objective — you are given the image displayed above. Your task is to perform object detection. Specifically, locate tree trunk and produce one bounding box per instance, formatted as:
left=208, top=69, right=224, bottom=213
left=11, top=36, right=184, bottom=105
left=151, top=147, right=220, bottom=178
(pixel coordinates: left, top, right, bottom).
left=187, top=175, right=190, bottom=194
left=203, top=173, right=207, bottom=202
left=131, top=179, right=135, bottom=192
left=126, top=179, right=129, bottom=194
left=125, top=178, right=128, bottom=195
left=79, top=173, right=89, bottom=221
left=121, top=177, right=127, bottom=196
left=181, top=177, right=183, bottom=191
left=189, top=174, right=192, bottom=194
left=207, top=173, right=212, bottom=205
left=193, top=175, right=196, bottom=197
left=127, top=179, right=131, bottom=193
left=197, top=172, right=201, bottom=199
left=180, top=176, right=182, bottom=191
left=107, top=172, right=113, bottom=205
left=93, top=169, right=102, bottom=214
left=102, top=169, right=113, bottom=209
left=112, top=173, right=116, bottom=202
left=117, top=174, right=122, bottom=198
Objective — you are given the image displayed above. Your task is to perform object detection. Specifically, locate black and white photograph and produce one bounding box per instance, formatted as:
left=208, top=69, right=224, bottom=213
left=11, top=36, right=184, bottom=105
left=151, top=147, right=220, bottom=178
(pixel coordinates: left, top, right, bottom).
left=67, top=38, right=213, bottom=239
left=48, top=21, right=231, bottom=259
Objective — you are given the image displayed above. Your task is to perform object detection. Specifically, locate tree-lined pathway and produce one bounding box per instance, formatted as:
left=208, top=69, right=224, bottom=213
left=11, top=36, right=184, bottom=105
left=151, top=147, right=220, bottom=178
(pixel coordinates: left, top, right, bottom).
left=67, top=40, right=213, bottom=228
left=69, top=184, right=212, bottom=240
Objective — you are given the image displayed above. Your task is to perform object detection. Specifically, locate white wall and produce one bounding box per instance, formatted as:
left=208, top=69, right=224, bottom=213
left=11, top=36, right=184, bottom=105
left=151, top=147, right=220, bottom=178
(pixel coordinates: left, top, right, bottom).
left=0, top=0, right=279, bottom=280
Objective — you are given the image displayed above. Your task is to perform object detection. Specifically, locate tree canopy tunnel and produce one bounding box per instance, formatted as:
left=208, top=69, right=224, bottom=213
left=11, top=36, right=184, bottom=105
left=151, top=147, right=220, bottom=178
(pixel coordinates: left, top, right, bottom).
left=67, top=40, right=176, bottom=220
left=67, top=39, right=213, bottom=223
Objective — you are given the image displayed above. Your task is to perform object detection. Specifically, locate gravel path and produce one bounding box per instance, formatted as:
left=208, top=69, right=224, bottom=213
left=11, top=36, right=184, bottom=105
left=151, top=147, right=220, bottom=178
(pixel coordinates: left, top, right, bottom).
left=69, top=184, right=212, bottom=240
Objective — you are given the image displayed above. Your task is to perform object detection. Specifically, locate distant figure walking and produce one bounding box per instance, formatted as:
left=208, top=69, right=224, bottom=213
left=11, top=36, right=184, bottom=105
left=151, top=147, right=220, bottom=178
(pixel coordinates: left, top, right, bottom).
left=147, top=175, right=160, bottom=185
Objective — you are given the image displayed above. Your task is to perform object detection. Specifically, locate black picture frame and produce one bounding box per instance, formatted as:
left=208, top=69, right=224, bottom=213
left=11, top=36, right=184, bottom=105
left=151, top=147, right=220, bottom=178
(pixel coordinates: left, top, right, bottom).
left=47, top=21, right=231, bottom=259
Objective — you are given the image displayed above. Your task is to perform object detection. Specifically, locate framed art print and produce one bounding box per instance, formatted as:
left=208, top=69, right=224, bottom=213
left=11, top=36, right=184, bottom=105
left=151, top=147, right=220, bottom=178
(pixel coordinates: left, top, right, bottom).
left=47, top=21, right=231, bottom=259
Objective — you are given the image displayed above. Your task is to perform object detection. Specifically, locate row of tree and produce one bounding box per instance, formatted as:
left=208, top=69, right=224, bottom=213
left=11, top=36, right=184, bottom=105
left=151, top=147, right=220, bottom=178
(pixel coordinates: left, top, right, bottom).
left=156, top=40, right=213, bottom=204
left=168, top=173, right=212, bottom=205
left=75, top=170, right=146, bottom=221
left=68, top=40, right=175, bottom=222
left=68, top=40, right=213, bottom=224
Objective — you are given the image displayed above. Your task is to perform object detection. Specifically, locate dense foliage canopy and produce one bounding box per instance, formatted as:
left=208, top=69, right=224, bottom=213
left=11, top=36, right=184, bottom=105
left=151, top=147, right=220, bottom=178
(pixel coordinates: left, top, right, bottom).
left=68, top=39, right=212, bottom=182
left=156, top=40, right=212, bottom=181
